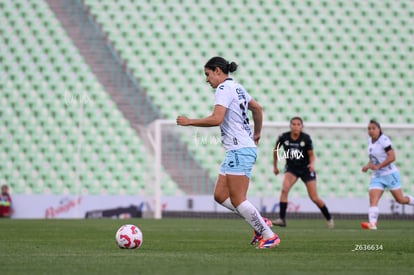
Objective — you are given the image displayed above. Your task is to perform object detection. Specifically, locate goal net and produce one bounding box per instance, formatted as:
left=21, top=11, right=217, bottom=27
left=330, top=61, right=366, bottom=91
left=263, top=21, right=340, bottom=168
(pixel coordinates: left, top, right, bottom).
left=145, top=120, right=414, bottom=218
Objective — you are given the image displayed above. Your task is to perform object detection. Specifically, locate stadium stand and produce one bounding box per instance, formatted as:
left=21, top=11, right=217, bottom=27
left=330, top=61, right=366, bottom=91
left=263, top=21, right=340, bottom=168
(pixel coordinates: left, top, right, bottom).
left=80, top=0, right=413, bottom=198
left=83, top=0, right=413, bottom=122
left=0, top=0, right=182, bottom=196
left=1, top=0, right=413, bottom=199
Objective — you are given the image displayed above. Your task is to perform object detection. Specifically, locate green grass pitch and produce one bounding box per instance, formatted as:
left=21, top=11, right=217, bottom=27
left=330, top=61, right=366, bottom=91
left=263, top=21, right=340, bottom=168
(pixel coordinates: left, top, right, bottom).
left=0, top=218, right=413, bottom=275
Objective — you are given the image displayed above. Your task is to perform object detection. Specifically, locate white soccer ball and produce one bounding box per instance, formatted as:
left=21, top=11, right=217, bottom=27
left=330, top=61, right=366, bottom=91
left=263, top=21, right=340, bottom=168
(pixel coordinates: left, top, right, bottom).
left=115, top=224, right=143, bottom=249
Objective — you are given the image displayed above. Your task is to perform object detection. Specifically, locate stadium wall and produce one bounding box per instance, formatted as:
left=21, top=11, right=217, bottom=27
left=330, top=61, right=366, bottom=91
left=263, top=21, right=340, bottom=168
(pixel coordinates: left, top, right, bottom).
left=10, top=194, right=414, bottom=219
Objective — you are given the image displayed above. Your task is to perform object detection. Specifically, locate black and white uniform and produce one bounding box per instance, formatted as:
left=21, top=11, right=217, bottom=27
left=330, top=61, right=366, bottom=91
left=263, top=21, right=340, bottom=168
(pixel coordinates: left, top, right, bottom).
left=275, top=131, right=316, bottom=183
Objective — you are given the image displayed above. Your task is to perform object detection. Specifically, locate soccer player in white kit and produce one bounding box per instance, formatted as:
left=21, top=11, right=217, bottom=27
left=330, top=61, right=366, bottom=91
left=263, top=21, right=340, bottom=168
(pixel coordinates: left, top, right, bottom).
left=361, top=120, right=414, bottom=230
left=177, top=56, right=280, bottom=249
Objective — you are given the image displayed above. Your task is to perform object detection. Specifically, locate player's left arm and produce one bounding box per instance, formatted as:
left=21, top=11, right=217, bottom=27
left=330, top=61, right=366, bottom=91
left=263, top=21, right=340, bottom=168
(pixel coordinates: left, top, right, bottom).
left=369, top=146, right=395, bottom=170
left=248, top=98, right=263, bottom=144
left=307, top=149, right=315, bottom=173
left=176, top=104, right=226, bottom=127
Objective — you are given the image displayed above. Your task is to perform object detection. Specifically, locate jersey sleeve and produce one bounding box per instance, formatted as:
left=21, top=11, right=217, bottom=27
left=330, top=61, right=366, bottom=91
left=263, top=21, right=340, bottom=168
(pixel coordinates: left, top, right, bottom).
left=275, top=133, right=285, bottom=149
left=245, top=91, right=252, bottom=103
left=306, top=134, right=313, bottom=150
left=380, top=135, right=392, bottom=151
left=214, top=84, right=233, bottom=108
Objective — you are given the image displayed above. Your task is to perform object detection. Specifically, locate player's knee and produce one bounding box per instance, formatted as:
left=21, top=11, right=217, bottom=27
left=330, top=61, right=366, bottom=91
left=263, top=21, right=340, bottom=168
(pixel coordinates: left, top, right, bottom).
left=213, top=196, right=220, bottom=204
left=214, top=193, right=225, bottom=204
left=310, top=196, right=321, bottom=204
left=229, top=195, right=245, bottom=207
left=281, top=186, right=290, bottom=194
left=395, top=196, right=408, bottom=204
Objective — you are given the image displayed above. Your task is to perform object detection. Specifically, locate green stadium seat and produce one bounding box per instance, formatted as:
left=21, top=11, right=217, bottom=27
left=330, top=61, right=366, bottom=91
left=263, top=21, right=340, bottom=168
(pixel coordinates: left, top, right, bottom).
left=2, top=0, right=414, bottom=199
left=0, top=0, right=182, bottom=196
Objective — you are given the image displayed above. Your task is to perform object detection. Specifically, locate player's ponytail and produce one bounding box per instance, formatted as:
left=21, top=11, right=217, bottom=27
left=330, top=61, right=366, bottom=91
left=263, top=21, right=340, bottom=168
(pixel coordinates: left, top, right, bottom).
left=228, top=61, right=238, bottom=73
left=205, top=56, right=238, bottom=74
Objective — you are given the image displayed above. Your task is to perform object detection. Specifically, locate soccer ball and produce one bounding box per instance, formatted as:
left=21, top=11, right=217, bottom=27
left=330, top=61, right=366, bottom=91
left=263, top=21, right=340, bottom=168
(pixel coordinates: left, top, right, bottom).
left=115, top=224, right=143, bottom=249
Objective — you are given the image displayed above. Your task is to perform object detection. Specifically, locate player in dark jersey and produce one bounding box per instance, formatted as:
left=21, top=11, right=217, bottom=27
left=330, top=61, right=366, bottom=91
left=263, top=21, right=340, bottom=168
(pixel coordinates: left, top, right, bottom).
left=272, top=117, right=334, bottom=228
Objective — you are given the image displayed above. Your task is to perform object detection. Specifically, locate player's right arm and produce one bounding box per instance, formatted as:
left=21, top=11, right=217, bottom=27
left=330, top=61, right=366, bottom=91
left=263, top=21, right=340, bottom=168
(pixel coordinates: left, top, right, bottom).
left=177, top=105, right=226, bottom=127
left=273, top=137, right=282, bottom=175
left=361, top=162, right=370, bottom=172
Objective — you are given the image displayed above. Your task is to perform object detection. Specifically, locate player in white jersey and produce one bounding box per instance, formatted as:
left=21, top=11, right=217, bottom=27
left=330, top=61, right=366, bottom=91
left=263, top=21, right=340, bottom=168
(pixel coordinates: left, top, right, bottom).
left=360, top=120, right=414, bottom=230
left=177, top=56, right=280, bottom=249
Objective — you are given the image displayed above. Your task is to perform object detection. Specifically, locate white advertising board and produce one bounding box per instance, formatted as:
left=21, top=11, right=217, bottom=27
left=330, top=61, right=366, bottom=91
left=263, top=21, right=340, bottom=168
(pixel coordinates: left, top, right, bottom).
left=10, top=194, right=413, bottom=219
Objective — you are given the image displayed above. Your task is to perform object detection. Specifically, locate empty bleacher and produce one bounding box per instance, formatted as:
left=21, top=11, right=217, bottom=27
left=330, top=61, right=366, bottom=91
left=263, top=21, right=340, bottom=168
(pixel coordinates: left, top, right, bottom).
left=1, top=0, right=413, bottom=198
left=0, top=0, right=181, bottom=196
left=81, top=0, right=413, bottom=198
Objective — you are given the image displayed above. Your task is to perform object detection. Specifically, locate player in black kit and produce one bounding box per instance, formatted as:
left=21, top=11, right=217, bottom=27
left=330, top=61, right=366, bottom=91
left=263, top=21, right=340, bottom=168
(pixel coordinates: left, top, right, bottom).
left=272, top=117, right=334, bottom=228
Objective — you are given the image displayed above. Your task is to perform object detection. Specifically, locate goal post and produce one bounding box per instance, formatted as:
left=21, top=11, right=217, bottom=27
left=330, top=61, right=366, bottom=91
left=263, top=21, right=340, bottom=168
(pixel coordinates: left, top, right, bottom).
left=146, top=120, right=414, bottom=219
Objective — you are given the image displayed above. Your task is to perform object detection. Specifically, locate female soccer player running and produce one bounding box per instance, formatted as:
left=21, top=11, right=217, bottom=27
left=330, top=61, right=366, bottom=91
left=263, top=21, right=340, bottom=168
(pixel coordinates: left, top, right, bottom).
left=272, top=117, right=334, bottom=228
left=177, top=56, right=280, bottom=249
left=360, top=120, right=414, bottom=230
